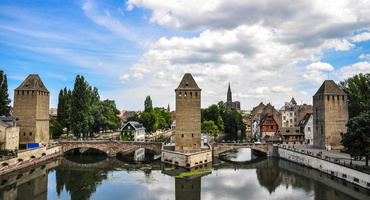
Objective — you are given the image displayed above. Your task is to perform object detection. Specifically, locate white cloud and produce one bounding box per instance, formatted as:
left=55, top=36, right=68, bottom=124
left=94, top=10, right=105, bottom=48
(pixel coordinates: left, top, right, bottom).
left=133, top=72, right=143, bottom=80
left=337, top=61, right=370, bottom=79
left=119, top=74, right=130, bottom=84
left=322, top=39, right=354, bottom=51
left=352, top=32, right=370, bottom=42
left=303, top=62, right=334, bottom=85
left=359, top=54, right=370, bottom=59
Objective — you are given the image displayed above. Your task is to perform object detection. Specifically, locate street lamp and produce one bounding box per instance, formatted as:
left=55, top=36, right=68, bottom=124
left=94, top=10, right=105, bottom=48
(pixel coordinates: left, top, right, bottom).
left=326, top=136, right=330, bottom=151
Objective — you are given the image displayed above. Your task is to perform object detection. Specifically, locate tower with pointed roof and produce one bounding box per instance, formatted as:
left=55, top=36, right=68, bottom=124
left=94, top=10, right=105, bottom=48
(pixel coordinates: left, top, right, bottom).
left=227, top=82, right=232, bottom=104
left=313, top=80, right=348, bottom=149
left=13, top=74, right=50, bottom=147
left=175, top=73, right=202, bottom=152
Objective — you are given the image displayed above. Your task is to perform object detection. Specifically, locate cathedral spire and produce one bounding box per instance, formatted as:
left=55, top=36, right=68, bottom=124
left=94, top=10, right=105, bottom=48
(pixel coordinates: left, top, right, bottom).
left=227, top=82, right=232, bottom=103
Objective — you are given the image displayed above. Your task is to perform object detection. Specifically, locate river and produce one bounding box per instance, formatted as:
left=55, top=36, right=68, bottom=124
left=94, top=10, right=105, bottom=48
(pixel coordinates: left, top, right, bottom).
left=0, top=148, right=369, bottom=200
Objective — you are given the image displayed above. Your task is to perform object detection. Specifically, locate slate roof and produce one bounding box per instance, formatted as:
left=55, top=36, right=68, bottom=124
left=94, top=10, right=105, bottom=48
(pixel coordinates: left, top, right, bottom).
left=175, top=73, right=201, bottom=91
left=15, top=74, right=49, bottom=92
left=298, top=113, right=313, bottom=127
left=280, top=127, right=303, bottom=136
left=314, top=80, right=346, bottom=96
left=122, top=121, right=146, bottom=131
left=0, top=117, right=21, bottom=127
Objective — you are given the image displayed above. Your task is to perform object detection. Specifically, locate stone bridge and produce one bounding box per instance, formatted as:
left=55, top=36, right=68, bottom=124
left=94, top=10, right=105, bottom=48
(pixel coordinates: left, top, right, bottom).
left=59, top=140, right=163, bottom=156
left=212, top=143, right=270, bottom=156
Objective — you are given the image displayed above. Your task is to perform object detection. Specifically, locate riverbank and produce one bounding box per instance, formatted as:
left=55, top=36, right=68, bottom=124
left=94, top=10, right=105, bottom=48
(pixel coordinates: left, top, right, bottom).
left=0, top=145, right=61, bottom=176
left=276, top=144, right=370, bottom=189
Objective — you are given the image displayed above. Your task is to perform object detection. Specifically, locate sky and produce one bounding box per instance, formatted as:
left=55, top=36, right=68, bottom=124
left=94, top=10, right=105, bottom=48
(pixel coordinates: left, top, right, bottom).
left=1, top=0, right=370, bottom=111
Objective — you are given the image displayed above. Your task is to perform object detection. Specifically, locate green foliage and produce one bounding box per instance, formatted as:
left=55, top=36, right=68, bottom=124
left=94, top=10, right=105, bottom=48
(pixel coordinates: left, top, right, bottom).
left=340, top=73, right=370, bottom=165
left=57, top=75, right=121, bottom=138
left=140, top=111, right=158, bottom=133
left=339, top=73, right=370, bottom=118
left=70, top=75, right=91, bottom=138
left=154, top=107, right=173, bottom=130
left=201, top=120, right=219, bottom=136
left=342, top=110, right=370, bottom=165
left=0, top=70, right=11, bottom=116
left=202, top=104, right=224, bottom=131
left=50, top=118, right=64, bottom=139
left=220, top=107, right=245, bottom=140
left=57, top=88, right=72, bottom=129
left=144, top=96, right=153, bottom=112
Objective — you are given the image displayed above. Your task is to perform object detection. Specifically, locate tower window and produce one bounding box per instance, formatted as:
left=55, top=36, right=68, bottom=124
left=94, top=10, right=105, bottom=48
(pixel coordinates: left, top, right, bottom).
left=29, top=132, right=32, bottom=136
left=195, top=92, right=198, bottom=97
left=192, top=134, right=194, bottom=138
left=190, top=92, right=192, bottom=97
left=179, top=92, right=182, bottom=97
left=184, top=92, right=187, bottom=97
left=181, top=134, right=184, bottom=137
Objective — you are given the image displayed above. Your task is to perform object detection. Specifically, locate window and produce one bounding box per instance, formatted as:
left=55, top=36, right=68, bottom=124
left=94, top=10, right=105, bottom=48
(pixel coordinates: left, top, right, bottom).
left=283, top=116, right=286, bottom=120
left=308, top=127, right=311, bottom=131
left=181, top=134, right=184, bottom=137
left=30, top=132, right=32, bottom=136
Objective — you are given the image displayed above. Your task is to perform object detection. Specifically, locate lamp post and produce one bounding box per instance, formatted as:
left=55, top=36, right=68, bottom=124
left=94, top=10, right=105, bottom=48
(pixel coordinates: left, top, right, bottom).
left=325, top=136, right=330, bottom=151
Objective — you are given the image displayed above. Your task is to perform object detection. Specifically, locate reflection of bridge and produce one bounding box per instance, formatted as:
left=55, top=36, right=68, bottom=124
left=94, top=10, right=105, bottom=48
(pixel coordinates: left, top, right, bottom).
left=59, top=141, right=162, bottom=156
left=212, top=143, right=269, bottom=156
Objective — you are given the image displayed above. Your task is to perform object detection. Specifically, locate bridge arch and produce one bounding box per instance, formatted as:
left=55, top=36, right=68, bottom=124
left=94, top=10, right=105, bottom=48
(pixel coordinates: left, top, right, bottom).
left=60, top=141, right=162, bottom=156
left=212, top=143, right=268, bottom=156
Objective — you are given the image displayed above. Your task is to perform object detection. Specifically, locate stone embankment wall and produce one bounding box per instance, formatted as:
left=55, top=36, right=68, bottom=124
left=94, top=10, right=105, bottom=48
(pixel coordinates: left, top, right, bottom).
left=277, top=145, right=370, bottom=189
left=0, top=145, right=61, bottom=175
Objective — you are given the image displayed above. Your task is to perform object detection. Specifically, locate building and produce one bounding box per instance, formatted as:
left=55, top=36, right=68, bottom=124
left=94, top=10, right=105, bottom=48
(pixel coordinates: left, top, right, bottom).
left=251, top=103, right=282, bottom=140
left=162, top=73, right=212, bottom=168
left=227, top=83, right=241, bottom=110
left=121, top=121, right=146, bottom=142
left=279, top=97, right=313, bottom=128
left=260, top=114, right=279, bottom=140
left=0, top=117, right=20, bottom=150
left=175, top=73, right=202, bottom=152
left=279, top=127, right=305, bottom=145
left=13, top=74, right=50, bottom=148
left=299, top=113, right=313, bottom=145
left=313, top=80, right=348, bottom=149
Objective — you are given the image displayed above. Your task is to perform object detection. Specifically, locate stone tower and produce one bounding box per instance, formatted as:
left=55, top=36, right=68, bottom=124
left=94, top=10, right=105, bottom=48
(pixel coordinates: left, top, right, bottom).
left=175, top=73, right=201, bottom=152
left=313, top=80, right=348, bottom=149
left=13, top=74, right=50, bottom=147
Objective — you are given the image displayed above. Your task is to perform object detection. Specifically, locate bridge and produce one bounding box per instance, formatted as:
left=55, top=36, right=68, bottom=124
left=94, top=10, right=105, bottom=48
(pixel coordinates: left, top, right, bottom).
left=212, top=143, right=270, bottom=156
left=59, top=140, right=162, bottom=156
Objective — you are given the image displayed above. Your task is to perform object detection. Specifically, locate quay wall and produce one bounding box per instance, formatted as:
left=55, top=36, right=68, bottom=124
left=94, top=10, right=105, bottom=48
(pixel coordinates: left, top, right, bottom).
left=0, top=145, right=61, bottom=175
left=277, top=146, right=370, bottom=189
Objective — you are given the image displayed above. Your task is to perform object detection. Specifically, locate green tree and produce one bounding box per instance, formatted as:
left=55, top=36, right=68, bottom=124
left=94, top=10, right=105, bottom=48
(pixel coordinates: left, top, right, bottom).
left=144, top=96, right=153, bottom=112
left=154, top=107, right=173, bottom=130
left=0, top=70, right=11, bottom=116
left=339, top=73, right=370, bottom=118
left=222, top=108, right=245, bottom=140
left=201, top=120, right=219, bottom=136
left=57, top=88, right=71, bottom=130
left=140, top=111, right=157, bottom=133
left=342, top=111, right=370, bottom=166
left=50, top=118, right=63, bottom=139
left=70, top=75, right=90, bottom=138
left=202, top=104, right=224, bottom=131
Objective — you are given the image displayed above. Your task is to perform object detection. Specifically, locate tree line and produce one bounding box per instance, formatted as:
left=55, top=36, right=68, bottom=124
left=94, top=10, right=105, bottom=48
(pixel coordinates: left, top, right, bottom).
left=51, top=75, right=121, bottom=138
left=201, top=101, right=246, bottom=140
left=340, top=73, right=370, bottom=166
left=127, top=96, right=173, bottom=133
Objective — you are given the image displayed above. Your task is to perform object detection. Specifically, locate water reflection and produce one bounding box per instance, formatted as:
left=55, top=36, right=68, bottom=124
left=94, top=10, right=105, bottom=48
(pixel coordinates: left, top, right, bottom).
left=0, top=153, right=369, bottom=200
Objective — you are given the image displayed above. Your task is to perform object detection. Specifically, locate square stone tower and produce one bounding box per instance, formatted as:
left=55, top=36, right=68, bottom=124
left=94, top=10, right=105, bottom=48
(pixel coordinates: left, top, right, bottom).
left=175, top=73, right=202, bottom=152
left=13, top=74, right=50, bottom=147
left=313, top=80, right=348, bottom=149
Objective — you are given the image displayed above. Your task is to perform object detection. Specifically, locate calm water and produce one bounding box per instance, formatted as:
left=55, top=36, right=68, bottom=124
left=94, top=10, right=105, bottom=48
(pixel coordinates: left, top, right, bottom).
left=0, top=148, right=369, bottom=200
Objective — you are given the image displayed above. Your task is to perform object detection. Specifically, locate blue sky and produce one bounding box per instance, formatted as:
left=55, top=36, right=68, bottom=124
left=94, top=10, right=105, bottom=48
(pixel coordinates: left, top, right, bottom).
left=1, top=0, right=370, bottom=111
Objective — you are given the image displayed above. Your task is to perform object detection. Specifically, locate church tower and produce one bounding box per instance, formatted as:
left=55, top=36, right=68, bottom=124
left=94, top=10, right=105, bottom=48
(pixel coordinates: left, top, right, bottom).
left=313, top=80, right=348, bottom=149
left=227, top=82, right=232, bottom=104
left=13, top=74, right=50, bottom=148
left=175, top=73, right=201, bottom=152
